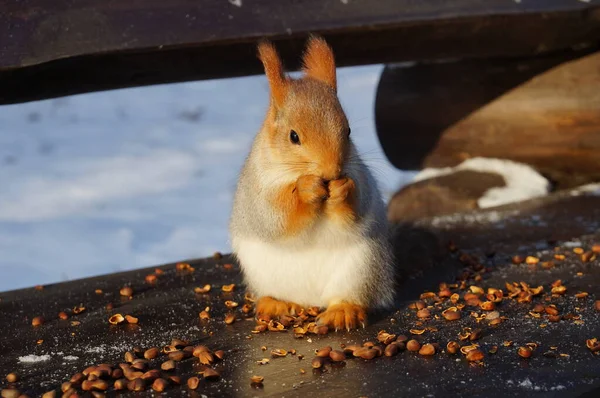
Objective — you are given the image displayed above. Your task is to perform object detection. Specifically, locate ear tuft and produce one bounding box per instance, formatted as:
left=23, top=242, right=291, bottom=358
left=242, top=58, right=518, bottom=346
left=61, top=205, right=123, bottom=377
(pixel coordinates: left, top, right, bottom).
left=257, top=40, right=288, bottom=107
left=302, top=35, right=337, bottom=91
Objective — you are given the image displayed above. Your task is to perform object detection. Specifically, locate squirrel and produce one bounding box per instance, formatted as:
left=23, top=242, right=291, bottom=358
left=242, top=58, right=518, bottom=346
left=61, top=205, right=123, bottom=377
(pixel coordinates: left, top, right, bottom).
left=229, top=35, right=394, bottom=331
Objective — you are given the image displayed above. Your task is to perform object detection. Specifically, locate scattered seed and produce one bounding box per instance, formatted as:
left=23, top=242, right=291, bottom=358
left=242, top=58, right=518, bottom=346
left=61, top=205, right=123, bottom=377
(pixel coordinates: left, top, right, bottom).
left=144, top=347, right=159, bottom=360
left=251, top=375, right=264, bottom=384
left=406, top=340, right=421, bottom=352
left=58, top=312, right=69, bottom=320
left=271, top=348, right=288, bottom=358
left=127, top=378, right=145, bottom=391
left=446, top=341, right=460, bottom=354
left=518, top=346, right=533, bottom=358
left=225, top=300, right=239, bottom=308
left=575, top=292, right=589, bottom=299
left=194, top=285, right=211, bottom=294
left=32, top=316, right=44, bottom=327
left=198, top=351, right=214, bottom=365
left=199, top=310, right=211, bottom=320
left=329, top=350, right=345, bottom=362
left=120, top=286, right=133, bottom=297
left=224, top=313, right=236, bottom=325
left=202, top=368, right=220, bottom=381
left=160, top=360, right=175, bottom=371
left=0, top=389, right=20, bottom=398
left=466, top=349, right=484, bottom=362
left=353, top=347, right=377, bottom=360
left=417, top=308, right=431, bottom=318
left=187, top=376, right=200, bottom=390
left=384, top=343, right=400, bottom=357
left=109, top=314, right=125, bottom=325
left=410, top=329, right=425, bottom=335
left=145, top=274, right=157, bottom=284
left=545, top=305, right=559, bottom=316
left=221, top=284, right=235, bottom=292
left=151, top=378, right=168, bottom=392
left=168, top=351, right=185, bottom=361
left=316, top=346, right=332, bottom=358
left=125, top=315, right=138, bottom=324
left=480, top=301, right=495, bottom=311
left=525, top=256, right=539, bottom=265
left=311, top=357, right=325, bottom=368
left=419, top=344, right=435, bottom=356
left=5, top=373, right=18, bottom=383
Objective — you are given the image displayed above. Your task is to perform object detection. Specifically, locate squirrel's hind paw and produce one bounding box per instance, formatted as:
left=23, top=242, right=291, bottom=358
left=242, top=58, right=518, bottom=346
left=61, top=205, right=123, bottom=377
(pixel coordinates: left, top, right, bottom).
left=256, top=296, right=303, bottom=319
left=316, top=302, right=366, bottom=331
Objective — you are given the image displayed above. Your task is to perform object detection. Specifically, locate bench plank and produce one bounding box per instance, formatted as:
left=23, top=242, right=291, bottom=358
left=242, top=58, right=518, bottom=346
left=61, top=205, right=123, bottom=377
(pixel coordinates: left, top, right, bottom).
left=1, top=0, right=599, bottom=104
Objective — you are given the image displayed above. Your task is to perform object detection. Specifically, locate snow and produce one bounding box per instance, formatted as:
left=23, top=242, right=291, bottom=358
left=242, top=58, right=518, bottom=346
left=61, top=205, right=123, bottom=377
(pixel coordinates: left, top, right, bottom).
left=0, top=65, right=411, bottom=292
left=62, top=355, right=79, bottom=361
left=414, top=157, right=550, bottom=208
left=18, top=354, right=51, bottom=363
left=570, top=183, right=600, bottom=196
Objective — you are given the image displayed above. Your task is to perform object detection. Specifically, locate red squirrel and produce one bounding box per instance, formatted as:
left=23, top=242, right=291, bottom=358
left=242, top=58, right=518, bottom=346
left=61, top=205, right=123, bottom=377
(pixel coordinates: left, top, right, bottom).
left=229, top=36, right=394, bottom=331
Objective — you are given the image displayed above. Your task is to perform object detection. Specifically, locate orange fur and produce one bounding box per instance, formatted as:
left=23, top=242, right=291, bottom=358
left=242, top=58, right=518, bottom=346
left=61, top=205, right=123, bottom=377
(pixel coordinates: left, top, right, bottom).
left=256, top=296, right=304, bottom=317
left=325, top=177, right=357, bottom=225
left=316, top=302, right=366, bottom=331
left=302, top=36, right=337, bottom=91
left=271, top=175, right=327, bottom=236
left=258, top=41, right=288, bottom=107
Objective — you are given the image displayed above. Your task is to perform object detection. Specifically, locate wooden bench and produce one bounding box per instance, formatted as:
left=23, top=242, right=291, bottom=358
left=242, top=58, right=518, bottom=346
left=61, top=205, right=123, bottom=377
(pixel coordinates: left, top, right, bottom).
left=1, top=0, right=599, bottom=105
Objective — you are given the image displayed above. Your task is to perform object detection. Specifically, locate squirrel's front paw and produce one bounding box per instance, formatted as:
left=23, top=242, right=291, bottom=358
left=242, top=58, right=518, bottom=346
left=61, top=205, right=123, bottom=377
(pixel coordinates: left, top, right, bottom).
left=316, top=302, right=366, bottom=331
left=256, top=296, right=303, bottom=319
left=326, top=177, right=355, bottom=205
left=296, top=175, right=328, bottom=205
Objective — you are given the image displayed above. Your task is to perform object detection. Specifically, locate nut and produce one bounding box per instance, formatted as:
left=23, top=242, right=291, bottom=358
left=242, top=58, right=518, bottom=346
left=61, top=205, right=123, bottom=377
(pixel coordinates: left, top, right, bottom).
left=145, top=274, right=157, bottom=284
left=6, top=373, right=18, bottom=383
left=202, top=368, right=220, bottom=380
left=127, top=378, right=145, bottom=391
left=109, top=314, right=125, bottom=325
left=198, top=351, right=214, bottom=365
left=595, top=300, right=600, bottom=312
left=141, top=370, right=160, bottom=381
left=466, top=349, right=484, bottom=362
left=329, top=350, right=346, bottom=362
left=187, top=376, right=200, bottom=390
left=384, top=343, right=400, bottom=357
left=113, top=378, right=127, bottom=390
left=32, top=316, right=44, bottom=327
left=119, top=286, right=133, bottom=297
left=315, top=346, right=332, bottom=358
left=144, top=348, right=159, bottom=360
left=192, top=345, right=209, bottom=357
left=168, top=351, right=185, bottom=361
left=224, top=313, right=236, bottom=325
left=151, top=378, right=168, bottom=392
left=221, top=284, right=235, bottom=292
left=442, top=309, right=461, bottom=321
left=160, top=360, right=175, bottom=371
left=194, top=284, right=211, bottom=294
left=417, top=309, right=431, bottom=318
left=311, top=357, right=325, bottom=368
left=271, top=349, right=288, bottom=358
left=419, top=344, right=435, bottom=356
left=42, top=391, right=56, bottom=398
left=0, top=389, right=20, bottom=398
left=125, top=315, right=138, bottom=324
left=518, top=346, right=533, bottom=358
left=446, top=341, right=460, bottom=354
left=251, top=375, right=264, bottom=384
left=479, top=301, right=495, bottom=311
left=58, top=312, right=69, bottom=320
left=406, top=340, right=421, bottom=352
left=353, top=347, right=377, bottom=360
left=124, top=351, right=135, bottom=363
left=545, top=305, right=559, bottom=316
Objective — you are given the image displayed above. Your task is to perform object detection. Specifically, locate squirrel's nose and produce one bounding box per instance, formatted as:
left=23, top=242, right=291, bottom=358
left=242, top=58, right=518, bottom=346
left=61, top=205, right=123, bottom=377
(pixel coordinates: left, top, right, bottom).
left=321, top=165, right=342, bottom=181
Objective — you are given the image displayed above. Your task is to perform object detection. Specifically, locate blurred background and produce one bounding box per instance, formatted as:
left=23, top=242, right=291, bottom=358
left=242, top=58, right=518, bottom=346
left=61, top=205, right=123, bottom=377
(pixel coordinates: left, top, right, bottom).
left=0, top=64, right=414, bottom=292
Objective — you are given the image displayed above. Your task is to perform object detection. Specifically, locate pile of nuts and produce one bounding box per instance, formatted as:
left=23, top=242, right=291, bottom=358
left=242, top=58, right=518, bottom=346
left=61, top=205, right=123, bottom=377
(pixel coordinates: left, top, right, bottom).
left=28, top=339, right=226, bottom=396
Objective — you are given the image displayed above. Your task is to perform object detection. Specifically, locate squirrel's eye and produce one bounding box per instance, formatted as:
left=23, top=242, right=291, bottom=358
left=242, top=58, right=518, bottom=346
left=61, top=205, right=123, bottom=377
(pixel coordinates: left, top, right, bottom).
left=290, top=130, right=300, bottom=145
left=347, top=127, right=351, bottom=137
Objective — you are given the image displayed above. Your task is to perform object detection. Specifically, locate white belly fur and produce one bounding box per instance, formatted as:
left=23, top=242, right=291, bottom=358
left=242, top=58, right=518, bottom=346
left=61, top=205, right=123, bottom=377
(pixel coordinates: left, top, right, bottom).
left=234, top=222, right=370, bottom=308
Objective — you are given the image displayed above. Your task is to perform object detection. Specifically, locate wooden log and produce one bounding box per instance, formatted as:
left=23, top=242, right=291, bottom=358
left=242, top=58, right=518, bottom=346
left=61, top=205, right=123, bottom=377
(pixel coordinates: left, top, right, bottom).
left=1, top=0, right=600, bottom=104
left=375, top=50, right=600, bottom=188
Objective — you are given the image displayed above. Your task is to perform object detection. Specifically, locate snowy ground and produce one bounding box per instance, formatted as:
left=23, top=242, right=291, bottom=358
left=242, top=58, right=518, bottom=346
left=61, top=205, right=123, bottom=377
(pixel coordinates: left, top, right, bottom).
left=0, top=65, right=414, bottom=292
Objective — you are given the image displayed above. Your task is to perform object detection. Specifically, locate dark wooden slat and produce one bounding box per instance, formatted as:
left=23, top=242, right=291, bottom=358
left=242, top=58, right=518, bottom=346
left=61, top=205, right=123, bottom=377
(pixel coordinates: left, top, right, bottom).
left=375, top=50, right=600, bottom=187
left=1, top=0, right=600, bottom=104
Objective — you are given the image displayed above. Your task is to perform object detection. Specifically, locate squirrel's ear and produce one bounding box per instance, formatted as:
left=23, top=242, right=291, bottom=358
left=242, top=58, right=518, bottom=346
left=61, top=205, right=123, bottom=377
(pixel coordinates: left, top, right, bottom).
left=302, top=35, right=336, bottom=92
left=257, top=40, right=288, bottom=107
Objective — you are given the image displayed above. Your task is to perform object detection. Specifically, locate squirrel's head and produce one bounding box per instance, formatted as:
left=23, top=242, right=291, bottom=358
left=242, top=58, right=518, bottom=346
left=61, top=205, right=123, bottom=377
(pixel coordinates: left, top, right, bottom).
left=258, top=36, right=351, bottom=182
